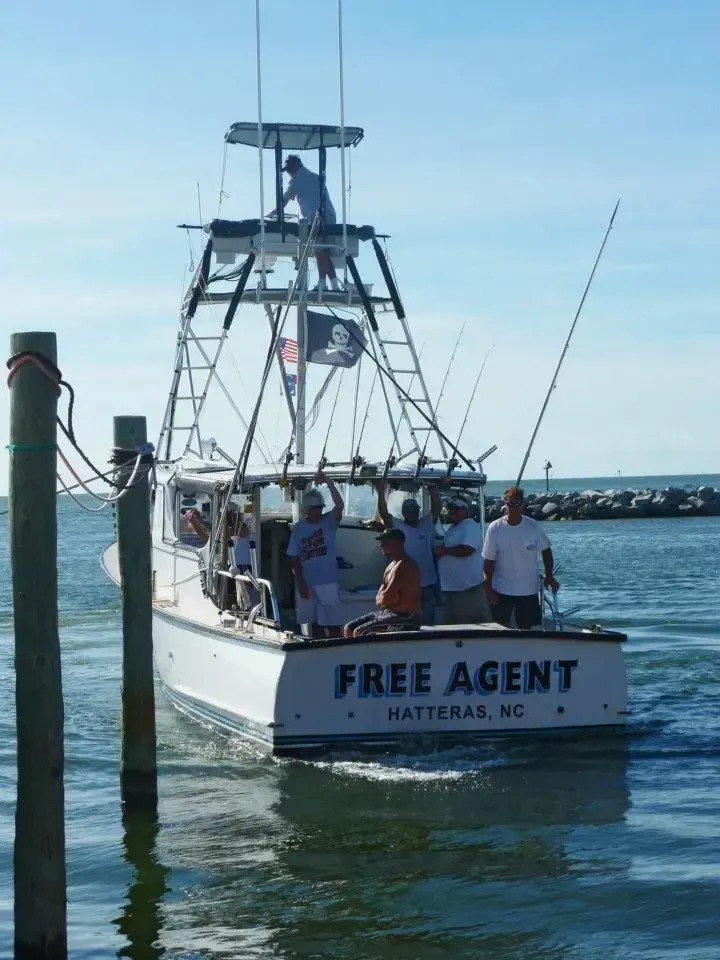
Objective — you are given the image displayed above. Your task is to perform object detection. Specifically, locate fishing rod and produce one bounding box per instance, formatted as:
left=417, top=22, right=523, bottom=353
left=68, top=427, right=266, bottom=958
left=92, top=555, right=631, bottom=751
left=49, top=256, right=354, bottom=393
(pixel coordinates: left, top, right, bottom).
left=379, top=343, right=425, bottom=485
left=349, top=365, right=379, bottom=481
left=326, top=308, right=476, bottom=472
left=317, top=367, right=346, bottom=471
left=414, top=323, right=466, bottom=479
left=516, top=199, right=620, bottom=486
left=445, top=345, right=493, bottom=477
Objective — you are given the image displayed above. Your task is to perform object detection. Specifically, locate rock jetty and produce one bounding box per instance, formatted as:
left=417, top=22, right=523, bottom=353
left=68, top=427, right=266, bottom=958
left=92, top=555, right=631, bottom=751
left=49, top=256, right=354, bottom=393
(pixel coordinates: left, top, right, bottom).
left=483, top=486, right=720, bottom=522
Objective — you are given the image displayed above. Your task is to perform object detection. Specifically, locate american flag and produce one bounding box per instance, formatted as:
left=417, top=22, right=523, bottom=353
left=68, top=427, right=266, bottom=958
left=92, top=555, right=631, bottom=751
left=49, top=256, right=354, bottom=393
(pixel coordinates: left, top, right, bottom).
left=279, top=337, right=298, bottom=363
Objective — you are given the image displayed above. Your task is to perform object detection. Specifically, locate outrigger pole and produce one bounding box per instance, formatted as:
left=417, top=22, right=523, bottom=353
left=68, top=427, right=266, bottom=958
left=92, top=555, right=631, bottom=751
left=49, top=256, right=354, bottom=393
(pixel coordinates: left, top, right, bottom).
left=327, top=309, right=477, bottom=471
left=349, top=366, right=379, bottom=480
left=444, top=345, right=493, bottom=476
left=317, top=368, right=346, bottom=471
left=414, top=323, right=465, bottom=479
left=515, top=199, right=620, bottom=486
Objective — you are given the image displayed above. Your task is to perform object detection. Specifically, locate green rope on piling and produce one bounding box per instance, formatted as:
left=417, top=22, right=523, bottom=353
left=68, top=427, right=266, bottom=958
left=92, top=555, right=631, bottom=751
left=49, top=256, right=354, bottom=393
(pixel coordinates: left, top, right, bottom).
left=5, top=443, right=58, bottom=452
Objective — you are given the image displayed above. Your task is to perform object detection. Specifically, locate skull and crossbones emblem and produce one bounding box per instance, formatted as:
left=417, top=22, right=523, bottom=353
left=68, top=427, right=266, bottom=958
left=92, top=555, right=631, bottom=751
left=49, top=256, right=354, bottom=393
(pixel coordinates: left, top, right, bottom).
left=325, top=323, right=354, bottom=357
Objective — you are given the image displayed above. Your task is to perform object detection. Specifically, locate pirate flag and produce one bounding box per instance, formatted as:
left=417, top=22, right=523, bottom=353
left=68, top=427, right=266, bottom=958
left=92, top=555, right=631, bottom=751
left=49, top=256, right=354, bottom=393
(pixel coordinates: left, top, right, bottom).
left=304, top=310, right=365, bottom=368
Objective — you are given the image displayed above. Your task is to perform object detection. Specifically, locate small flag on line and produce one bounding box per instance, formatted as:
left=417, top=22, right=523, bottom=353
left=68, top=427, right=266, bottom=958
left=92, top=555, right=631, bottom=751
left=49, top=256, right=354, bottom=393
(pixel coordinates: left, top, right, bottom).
left=285, top=373, right=298, bottom=396
left=279, top=337, right=298, bottom=363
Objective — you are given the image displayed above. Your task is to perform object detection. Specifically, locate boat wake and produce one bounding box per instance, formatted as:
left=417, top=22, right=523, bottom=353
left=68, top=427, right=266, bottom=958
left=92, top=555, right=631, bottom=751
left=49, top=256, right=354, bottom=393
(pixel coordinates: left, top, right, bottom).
left=283, top=741, right=518, bottom=783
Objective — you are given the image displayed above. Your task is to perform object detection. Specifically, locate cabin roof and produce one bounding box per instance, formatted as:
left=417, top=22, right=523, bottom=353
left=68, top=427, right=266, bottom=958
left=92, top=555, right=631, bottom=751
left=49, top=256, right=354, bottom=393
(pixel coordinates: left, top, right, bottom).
left=160, top=461, right=486, bottom=495
left=225, top=122, right=364, bottom=150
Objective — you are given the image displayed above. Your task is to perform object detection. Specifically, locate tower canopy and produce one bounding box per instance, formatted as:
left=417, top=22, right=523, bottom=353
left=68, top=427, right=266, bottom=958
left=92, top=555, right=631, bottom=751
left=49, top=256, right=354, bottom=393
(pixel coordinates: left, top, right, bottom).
left=225, top=122, right=364, bottom=150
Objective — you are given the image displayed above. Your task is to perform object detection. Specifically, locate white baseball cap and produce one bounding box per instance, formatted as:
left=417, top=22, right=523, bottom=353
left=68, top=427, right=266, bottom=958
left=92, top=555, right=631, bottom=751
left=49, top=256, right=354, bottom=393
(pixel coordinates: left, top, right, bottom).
left=301, top=489, right=324, bottom=511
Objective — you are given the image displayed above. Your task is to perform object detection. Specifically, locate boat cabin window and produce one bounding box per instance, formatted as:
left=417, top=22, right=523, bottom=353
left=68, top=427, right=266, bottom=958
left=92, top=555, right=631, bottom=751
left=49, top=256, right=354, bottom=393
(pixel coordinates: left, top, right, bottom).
left=169, top=490, right=213, bottom=549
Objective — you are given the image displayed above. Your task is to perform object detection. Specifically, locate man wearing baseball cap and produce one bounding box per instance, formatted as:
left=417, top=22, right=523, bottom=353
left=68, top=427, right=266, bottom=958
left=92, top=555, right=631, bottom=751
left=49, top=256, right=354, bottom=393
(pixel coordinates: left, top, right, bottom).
left=343, top=528, right=421, bottom=637
left=268, top=154, right=341, bottom=292
left=433, top=495, right=490, bottom=624
left=376, top=481, right=441, bottom=624
left=482, top=485, right=559, bottom=629
left=286, top=470, right=344, bottom=637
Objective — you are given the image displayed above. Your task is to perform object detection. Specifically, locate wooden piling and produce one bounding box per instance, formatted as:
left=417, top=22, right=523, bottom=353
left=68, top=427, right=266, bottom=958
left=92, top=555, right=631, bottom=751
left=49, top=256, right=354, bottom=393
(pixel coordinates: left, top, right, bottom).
left=9, top=331, right=67, bottom=960
left=113, top=416, right=158, bottom=809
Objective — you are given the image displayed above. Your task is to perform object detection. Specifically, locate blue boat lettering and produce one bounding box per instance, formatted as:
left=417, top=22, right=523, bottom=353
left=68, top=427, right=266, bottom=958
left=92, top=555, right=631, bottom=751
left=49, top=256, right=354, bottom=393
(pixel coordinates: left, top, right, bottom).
left=334, top=659, right=579, bottom=699
left=387, top=704, right=489, bottom=722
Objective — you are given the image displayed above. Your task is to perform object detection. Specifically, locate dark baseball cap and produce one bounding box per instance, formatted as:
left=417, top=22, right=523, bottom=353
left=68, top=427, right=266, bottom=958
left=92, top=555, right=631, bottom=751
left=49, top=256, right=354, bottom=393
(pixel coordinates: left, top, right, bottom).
left=376, top=528, right=405, bottom=543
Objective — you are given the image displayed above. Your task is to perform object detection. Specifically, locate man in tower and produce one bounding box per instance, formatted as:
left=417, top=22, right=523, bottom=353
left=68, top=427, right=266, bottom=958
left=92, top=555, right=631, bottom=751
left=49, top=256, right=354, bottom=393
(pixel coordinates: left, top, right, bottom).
left=268, top=154, right=341, bottom=292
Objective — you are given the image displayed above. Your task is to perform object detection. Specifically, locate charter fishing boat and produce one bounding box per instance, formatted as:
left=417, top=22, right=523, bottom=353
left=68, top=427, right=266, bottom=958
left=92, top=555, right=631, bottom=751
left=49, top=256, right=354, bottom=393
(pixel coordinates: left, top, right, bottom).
left=101, top=109, right=628, bottom=754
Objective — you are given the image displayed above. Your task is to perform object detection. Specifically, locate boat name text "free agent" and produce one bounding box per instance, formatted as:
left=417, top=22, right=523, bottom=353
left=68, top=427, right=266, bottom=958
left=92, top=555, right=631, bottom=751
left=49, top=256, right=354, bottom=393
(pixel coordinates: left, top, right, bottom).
left=334, top=659, right=578, bottom=699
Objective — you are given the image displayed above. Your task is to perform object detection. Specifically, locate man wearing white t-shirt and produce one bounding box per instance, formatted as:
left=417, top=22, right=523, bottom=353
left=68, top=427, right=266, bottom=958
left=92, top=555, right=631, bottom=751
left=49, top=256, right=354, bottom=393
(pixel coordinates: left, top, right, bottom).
left=482, top=485, right=560, bottom=629
left=287, top=471, right=344, bottom=637
left=376, top=481, right=441, bottom=624
left=433, top=496, right=491, bottom=624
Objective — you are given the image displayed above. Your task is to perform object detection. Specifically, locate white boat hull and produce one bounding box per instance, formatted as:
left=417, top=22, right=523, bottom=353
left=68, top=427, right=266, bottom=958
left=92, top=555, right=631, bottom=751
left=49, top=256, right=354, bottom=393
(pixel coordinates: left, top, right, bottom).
left=152, top=604, right=628, bottom=755
left=102, top=468, right=629, bottom=755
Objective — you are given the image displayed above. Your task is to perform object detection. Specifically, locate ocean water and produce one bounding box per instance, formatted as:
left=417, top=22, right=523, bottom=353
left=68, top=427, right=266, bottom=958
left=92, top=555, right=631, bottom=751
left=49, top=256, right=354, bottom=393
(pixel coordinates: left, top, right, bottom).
left=1, top=479, right=720, bottom=959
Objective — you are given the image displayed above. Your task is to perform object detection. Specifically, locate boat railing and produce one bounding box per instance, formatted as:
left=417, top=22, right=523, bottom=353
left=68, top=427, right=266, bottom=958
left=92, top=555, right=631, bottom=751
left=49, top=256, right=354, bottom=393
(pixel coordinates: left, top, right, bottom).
left=217, top=570, right=281, bottom=626
left=539, top=575, right=581, bottom=631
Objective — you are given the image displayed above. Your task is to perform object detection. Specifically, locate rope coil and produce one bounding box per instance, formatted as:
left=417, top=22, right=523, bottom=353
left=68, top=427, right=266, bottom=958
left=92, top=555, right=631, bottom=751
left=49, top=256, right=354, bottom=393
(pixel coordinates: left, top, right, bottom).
left=6, top=350, right=62, bottom=394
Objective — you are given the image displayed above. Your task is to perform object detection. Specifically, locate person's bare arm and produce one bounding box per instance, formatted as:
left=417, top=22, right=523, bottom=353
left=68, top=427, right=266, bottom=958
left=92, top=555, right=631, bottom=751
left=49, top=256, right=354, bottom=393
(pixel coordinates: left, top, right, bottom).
left=434, top=543, right=475, bottom=558
left=428, top=485, right=441, bottom=523
left=268, top=184, right=293, bottom=218
left=376, top=567, right=400, bottom=609
left=186, top=509, right=209, bottom=544
left=483, top=558, right=498, bottom=605
left=290, top=557, right=309, bottom=599
left=375, top=480, right=393, bottom=529
left=316, top=470, right=344, bottom=521
left=542, top=547, right=559, bottom=592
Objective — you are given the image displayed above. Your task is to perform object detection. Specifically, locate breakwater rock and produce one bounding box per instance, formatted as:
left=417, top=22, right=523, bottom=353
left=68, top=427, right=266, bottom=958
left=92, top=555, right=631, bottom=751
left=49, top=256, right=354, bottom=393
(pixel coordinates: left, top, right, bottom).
left=483, top=486, right=720, bottom=521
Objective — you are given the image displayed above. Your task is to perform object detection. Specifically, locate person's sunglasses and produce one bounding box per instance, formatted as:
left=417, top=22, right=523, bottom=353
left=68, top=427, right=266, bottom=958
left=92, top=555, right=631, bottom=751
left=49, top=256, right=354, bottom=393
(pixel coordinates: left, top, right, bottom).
left=505, top=499, right=523, bottom=507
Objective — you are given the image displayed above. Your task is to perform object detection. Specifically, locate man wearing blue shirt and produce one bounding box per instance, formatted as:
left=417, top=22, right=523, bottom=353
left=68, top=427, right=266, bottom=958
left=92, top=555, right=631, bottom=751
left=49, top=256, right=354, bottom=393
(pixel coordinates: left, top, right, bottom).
left=287, top=471, right=345, bottom=637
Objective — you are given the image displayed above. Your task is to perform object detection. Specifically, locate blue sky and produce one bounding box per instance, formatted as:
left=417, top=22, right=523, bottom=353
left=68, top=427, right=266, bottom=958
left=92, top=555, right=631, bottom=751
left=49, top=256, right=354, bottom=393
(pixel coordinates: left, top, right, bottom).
left=1, top=0, right=719, bottom=493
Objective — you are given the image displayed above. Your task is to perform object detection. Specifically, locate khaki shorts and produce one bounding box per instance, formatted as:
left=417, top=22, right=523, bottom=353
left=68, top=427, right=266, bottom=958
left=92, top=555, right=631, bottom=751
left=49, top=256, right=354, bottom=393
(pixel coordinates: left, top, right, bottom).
left=296, top=583, right=342, bottom=627
left=442, top=584, right=491, bottom=625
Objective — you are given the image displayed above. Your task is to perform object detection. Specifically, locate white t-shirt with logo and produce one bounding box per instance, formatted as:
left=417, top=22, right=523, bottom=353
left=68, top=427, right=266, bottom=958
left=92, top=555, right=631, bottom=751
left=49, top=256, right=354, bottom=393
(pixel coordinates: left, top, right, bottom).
left=286, top=512, right=339, bottom=587
left=482, top=515, right=550, bottom=596
left=438, top=518, right=485, bottom=592
left=392, top=514, right=437, bottom=588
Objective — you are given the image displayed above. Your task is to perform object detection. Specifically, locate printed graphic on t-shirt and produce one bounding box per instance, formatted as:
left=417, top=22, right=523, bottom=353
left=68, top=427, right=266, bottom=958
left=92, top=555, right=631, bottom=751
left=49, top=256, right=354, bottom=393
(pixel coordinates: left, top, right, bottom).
left=299, top=526, right=328, bottom=562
